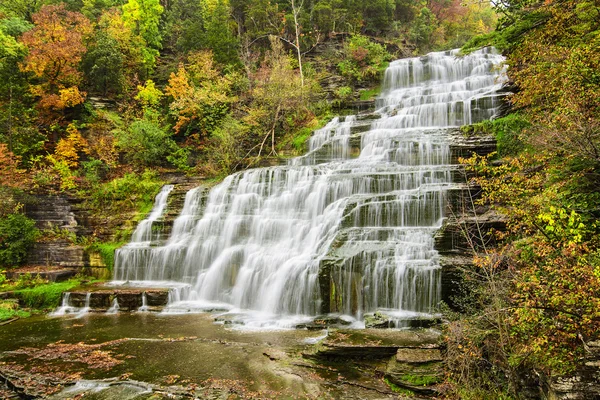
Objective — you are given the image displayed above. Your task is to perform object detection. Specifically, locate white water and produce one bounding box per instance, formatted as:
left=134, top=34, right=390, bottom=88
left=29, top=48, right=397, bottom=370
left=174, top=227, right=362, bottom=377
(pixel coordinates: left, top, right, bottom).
left=130, top=185, right=174, bottom=243
left=51, top=292, right=78, bottom=316
left=138, top=292, right=149, bottom=312
left=113, top=48, right=506, bottom=327
left=107, top=298, right=120, bottom=314
left=51, top=292, right=92, bottom=317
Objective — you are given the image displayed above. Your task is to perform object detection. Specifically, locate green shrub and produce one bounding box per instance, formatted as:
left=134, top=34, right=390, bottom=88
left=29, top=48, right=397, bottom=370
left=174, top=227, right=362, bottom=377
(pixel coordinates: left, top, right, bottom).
left=0, top=213, right=39, bottom=268
left=114, top=114, right=179, bottom=168
left=337, top=35, right=391, bottom=83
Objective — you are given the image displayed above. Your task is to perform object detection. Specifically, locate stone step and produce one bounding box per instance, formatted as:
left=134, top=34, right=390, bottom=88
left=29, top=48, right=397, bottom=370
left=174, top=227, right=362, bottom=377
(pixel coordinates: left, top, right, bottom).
left=66, top=289, right=169, bottom=311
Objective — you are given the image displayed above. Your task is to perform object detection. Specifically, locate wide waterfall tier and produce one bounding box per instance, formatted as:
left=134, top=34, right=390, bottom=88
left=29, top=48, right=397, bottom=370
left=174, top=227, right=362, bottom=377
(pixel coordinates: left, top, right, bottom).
left=113, top=48, right=507, bottom=326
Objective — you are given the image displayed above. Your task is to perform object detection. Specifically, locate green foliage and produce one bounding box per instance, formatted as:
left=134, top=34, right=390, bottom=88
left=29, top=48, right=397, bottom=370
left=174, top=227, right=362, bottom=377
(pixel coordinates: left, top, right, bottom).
left=114, top=114, right=179, bottom=167
left=205, top=115, right=249, bottom=174
left=14, top=279, right=81, bottom=309
left=122, top=0, right=163, bottom=49
left=461, top=114, right=530, bottom=157
left=88, top=169, right=163, bottom=212
left=0, top=300, right=30, bottom=321
left=82, top=31, right=124, bottom=95
left=359, top=86, right=380, bottom=101
left=0, top=213, right=39, bottom=267
left=337, top=35, right=391, bottom=83
left=409, top=7, right=437, bottom=50
left=82, top=158, right=108, bottom=184
left=292, top=127, right=313, bottom=153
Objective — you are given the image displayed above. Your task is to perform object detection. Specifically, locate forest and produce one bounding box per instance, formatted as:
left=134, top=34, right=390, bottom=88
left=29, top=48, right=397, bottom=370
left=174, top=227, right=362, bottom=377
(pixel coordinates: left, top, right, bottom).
left=1, top=0, right=600, bottom=398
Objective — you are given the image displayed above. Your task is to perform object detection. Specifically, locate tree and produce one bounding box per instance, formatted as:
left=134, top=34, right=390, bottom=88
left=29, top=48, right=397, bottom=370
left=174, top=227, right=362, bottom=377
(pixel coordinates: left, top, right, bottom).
left=165, top=51, right=237, bottom=138
left=98, top=8, right=148, bottom=86
left=19, top=4, right=92, bottom=124
left=0, top=18, right=36, bottom=156
left=122, top=0, right=163, bottom=71
left=0, top=213, right=38, bottom=267
left=245, top=36, right=310, bottom=157
left=0, top=0, right=44, bottom=22
left=81, top=0, right=119, bottom=20
left=82, top=31, right=124, bottom=95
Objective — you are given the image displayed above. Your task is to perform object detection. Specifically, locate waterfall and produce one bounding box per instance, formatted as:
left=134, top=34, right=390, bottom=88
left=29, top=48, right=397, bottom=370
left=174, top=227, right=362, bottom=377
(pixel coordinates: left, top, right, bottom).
left=130, top=185, right=174, bottom=243
left=51, top=292, right=77, bottom=316
left=107, top=298, right=120, bottom=314
left=138, top=292, right=149, bottom=312
left=113, top=48, right=507, bottom=327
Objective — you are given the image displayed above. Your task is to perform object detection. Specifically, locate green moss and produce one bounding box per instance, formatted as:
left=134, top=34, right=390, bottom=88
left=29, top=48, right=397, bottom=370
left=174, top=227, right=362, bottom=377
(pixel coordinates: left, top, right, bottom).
left=399, top=373, right=440, bottom=386
left=14, top=280, right=82, bottom=309
left=384, top=377, right=414, bottom=395
left=88, top=242, right=125, bottom=272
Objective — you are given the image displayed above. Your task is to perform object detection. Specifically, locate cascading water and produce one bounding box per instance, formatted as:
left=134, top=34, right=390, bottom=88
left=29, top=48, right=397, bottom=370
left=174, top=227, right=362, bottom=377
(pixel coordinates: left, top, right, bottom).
left=130, top=185, right=174, bottom=243
left=113, top=48, right=507, bottom=327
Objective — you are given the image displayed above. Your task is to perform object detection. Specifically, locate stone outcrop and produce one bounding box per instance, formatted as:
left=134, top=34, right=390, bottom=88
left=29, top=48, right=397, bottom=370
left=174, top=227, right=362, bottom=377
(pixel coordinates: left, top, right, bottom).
left=545, top=341, right=600, bottom=400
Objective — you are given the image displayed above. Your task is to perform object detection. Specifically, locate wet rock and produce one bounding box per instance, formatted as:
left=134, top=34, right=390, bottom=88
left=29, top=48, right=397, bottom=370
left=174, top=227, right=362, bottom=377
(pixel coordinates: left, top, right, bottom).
left=364, top=312, right=391, bottom=329
left=311, top=343, right=399, bottom=359
left=116, top=291, right=143, bottom=311
left=395, top=348, right=443, bottom=364
left=145, top=290, right=169, bottom=306
left=296, top=315, right=352, bottom=330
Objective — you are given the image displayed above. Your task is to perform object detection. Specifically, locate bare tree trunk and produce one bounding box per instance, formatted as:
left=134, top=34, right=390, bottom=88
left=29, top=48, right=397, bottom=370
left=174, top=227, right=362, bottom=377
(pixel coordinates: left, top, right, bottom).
left=8, top=84, right=12, bottom=152
left=271, top=104, right=281, bottom=155
left=290, top=0, right=304, bottom=87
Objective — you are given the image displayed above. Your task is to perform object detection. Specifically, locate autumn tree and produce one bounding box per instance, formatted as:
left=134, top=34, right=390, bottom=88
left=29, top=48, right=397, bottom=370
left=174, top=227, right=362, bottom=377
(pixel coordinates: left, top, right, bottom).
left=19, top=4, right=92, bottom=125
left=165, top=50, right=237, bottom=140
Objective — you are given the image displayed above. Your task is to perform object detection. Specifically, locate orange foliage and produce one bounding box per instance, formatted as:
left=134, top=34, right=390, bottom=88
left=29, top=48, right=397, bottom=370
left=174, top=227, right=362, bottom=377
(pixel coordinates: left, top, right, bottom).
left=0, top=144, right=28, bottom=189
left=19, top=4, right=92, bottom=119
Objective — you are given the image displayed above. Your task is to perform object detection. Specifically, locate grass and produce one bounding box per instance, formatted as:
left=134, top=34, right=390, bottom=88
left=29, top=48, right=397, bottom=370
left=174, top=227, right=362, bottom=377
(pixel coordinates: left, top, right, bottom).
left=14, top=279, right=82, bottom=309
left=0, top=300, right=30, bottom=322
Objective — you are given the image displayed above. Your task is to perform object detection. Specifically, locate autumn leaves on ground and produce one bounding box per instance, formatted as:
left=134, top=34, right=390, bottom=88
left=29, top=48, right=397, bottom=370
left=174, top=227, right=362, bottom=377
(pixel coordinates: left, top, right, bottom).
left=1, top=0, right=600, bottom=398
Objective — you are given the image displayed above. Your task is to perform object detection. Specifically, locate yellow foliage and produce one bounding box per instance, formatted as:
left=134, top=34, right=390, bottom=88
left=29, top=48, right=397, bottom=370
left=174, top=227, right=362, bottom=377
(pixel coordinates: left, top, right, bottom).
left=58, top=87, right=86, bottom=108
left=135, top=79, right=163, bottom=109
left=53, top=124, right=90, bottom=168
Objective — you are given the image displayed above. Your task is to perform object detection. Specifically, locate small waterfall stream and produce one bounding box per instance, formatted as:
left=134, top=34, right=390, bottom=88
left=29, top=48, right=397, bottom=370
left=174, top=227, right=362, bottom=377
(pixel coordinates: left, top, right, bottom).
left=113, top=48, right=506, bottom=327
